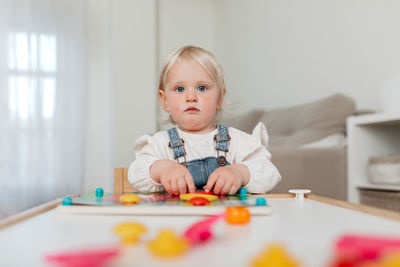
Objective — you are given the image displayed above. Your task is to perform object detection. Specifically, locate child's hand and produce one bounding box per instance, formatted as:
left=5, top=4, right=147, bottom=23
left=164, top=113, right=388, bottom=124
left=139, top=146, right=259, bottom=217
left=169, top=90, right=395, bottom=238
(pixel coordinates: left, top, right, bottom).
left=203, top=164, right=250, bottom=195
left=150, top=159, right=196, bottom=195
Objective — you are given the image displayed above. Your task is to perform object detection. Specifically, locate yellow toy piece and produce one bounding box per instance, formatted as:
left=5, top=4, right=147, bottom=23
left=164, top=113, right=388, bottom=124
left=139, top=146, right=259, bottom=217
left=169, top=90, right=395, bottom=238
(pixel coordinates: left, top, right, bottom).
left=380, top=252, right=400, bottom=267
left=113, top=222, right=147, bottom=245
left=179, top=193, right=218, bottom=202
left=251, top=243, right=300, bottom=267
left=119, top=194, right=141, bottom=204
left=148, top=229, right=189, bottom=258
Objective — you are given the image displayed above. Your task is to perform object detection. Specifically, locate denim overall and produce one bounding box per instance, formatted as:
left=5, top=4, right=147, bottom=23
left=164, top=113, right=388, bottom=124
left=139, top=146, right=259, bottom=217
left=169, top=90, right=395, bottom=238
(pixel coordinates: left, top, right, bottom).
left=167, top=125, right=231, bottom=189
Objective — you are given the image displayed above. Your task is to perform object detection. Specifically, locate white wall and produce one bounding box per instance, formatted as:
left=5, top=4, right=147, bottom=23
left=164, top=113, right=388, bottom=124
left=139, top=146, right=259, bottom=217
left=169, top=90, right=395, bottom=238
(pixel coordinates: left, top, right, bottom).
left=85, top=0, right=157, bottom=192
left=85, top=0, right=113, bottom=192
left=157, top=0, right=217, bottom=129
left=158, top=0, right=216, bottom=63
left=111, top=0, right=157, bottom=167
left=214, top=0, right=400, bottom=113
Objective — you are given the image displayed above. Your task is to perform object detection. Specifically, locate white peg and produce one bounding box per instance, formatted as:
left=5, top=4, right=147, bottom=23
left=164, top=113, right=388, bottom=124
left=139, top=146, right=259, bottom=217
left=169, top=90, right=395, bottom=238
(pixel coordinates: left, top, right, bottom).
left=289, top=189, right=311, bottom=200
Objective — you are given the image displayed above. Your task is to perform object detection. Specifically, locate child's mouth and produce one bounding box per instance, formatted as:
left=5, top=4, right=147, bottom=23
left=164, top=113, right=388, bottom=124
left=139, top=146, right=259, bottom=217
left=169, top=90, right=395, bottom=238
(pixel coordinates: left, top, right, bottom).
left=185, top=107, right=199, bottom=112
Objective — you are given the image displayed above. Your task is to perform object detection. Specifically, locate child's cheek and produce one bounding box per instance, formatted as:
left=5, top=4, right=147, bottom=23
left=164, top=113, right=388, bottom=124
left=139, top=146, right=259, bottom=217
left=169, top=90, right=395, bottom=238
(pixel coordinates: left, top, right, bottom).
left=203, top=96, right=219, bottom=111
left=166, top=98, right=180, bottom=112
left=169, top=105, right=182, bottom=116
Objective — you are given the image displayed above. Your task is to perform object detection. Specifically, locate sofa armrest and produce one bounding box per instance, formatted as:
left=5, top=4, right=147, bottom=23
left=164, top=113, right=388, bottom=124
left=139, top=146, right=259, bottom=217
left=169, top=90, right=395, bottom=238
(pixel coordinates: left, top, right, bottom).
left=270, top=148, right=347, bottom=200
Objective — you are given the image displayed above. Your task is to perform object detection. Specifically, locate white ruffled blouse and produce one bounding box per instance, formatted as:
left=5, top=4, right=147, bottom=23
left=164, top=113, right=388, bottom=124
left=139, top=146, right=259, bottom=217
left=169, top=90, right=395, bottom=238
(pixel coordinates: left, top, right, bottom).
left=128, top=122, right=281, bottom=193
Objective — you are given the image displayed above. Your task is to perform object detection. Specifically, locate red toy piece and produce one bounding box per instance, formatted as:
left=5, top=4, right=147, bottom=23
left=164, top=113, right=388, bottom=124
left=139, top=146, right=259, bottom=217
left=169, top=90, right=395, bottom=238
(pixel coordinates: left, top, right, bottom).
left=183, top=213, right=224, bottom=245
left=335, top=234, right=400, bottom=261
left=328, top=234, right=400, bottom=266
left=188, top=197, right=211, bottom=206
left=45, top=247, right=119, bottom=267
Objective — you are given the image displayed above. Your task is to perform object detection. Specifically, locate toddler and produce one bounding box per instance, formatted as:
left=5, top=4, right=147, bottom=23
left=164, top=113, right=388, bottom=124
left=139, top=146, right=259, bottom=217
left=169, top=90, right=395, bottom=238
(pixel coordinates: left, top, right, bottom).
left=128, top=46, right=281, bottom=195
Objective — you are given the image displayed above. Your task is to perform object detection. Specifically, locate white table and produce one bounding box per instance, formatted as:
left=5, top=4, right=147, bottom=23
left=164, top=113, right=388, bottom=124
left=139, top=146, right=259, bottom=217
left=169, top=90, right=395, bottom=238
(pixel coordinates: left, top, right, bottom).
left=1, top=195, right=400, bottom=267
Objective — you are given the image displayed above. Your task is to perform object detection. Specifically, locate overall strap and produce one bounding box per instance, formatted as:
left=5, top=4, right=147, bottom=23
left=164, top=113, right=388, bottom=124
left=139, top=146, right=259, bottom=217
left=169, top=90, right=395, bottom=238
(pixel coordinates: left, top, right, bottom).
left=167, top=128, right=186, bottom=161
left=214, top=124, right=230, bottom=152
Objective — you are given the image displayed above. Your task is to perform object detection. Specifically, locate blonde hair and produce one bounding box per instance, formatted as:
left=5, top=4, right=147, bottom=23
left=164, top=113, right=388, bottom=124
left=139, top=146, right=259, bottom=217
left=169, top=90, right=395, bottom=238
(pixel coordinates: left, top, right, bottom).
left=158, top=46, right=226, bottom=124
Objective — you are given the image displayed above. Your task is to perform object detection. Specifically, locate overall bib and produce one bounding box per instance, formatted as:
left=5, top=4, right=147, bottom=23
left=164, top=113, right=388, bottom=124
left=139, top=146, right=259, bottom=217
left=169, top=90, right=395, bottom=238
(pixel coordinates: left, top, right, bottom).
left=167, top=125, right=231, bottom=189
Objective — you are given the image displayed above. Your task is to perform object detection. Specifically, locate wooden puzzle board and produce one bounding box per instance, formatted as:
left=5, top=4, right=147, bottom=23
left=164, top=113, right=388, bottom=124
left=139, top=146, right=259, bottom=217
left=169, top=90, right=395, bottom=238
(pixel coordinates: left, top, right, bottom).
left=57, top=192, right=272, bottom=216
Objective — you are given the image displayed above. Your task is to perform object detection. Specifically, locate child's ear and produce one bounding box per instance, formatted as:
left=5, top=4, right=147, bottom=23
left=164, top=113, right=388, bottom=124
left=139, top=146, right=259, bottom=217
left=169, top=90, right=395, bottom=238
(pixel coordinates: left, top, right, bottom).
left=216, top=88, right=226, bottom=110
left=158, top=90, right=170, bottom=112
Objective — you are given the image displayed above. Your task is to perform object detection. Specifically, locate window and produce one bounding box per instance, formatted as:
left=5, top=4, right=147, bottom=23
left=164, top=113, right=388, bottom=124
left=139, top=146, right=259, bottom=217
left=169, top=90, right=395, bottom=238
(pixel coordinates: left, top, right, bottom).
left=8, top=32, right=57, bottom=122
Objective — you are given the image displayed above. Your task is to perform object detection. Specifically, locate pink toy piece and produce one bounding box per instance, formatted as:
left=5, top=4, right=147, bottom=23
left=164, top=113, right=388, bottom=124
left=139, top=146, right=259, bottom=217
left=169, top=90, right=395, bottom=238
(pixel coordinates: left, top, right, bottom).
left=335, top=234, right=400, bottom=261
left=45, top=247, right=119, bottom=267
left=183, top=213, right=224, bottom=245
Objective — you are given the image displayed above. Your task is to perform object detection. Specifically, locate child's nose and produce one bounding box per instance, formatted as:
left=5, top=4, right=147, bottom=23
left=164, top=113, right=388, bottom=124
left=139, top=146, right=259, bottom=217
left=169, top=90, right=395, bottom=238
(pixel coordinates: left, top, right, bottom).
left=185, top=89, right=198, bottom=102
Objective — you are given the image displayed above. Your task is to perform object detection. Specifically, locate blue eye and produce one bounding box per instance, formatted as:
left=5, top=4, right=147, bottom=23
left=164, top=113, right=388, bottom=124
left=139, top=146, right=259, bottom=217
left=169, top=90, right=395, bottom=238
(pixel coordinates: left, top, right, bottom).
left=197, top=85, right=207, bottom=92
left=175, top=86, right=185, bottom=92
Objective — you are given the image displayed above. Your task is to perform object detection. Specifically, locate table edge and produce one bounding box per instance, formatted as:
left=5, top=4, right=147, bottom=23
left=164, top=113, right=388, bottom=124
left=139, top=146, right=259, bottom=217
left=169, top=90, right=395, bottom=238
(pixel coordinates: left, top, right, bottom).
left=1, top=194, right=400, bottom=230
left=0, top=198, right=62, bottom=231
left=304, top=194, right=400, bottom=222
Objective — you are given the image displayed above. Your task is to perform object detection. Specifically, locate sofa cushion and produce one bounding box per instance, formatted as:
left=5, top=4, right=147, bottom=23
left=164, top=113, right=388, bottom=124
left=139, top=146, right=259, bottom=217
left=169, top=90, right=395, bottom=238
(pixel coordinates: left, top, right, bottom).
left=270, top=147, right=347, bottom=200
left=260, top=94, right=355, bottom=148
left=220, top=109, right=265, bottom=134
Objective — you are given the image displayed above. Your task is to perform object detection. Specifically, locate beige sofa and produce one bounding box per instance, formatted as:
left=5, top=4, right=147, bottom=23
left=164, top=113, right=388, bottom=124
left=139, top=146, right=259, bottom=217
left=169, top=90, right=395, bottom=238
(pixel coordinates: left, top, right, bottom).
left=221, top=94, right=356, bottom=200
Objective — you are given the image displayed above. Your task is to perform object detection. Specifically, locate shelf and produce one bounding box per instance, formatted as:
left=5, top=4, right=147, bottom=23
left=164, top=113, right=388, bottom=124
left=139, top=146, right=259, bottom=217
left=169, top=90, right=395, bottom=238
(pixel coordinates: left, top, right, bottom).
left=356, top=183, right=400, bottom=192
left=348, top=113, right=400, bottom=126
left=347, top=113, right=400, bottom=203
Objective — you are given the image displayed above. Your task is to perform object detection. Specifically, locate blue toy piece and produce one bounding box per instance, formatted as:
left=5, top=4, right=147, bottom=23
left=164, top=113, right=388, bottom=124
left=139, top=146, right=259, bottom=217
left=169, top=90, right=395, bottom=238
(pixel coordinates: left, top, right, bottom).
left=239, top=194, right=247, bottom=201
left=238, top=187, right=247, bottom=195
left=95, top=188, right=104, bottom=198
left=255, top=197, right=267, bottom=206
left=256, top=197, right=267, bottom=206
left=62, top=196, right=73, bottom=206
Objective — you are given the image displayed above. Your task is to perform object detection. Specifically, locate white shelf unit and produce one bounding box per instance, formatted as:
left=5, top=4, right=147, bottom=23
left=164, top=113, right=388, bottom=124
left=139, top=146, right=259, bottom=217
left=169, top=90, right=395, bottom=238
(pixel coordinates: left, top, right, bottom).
left=347, top=113, right=400, bottom=204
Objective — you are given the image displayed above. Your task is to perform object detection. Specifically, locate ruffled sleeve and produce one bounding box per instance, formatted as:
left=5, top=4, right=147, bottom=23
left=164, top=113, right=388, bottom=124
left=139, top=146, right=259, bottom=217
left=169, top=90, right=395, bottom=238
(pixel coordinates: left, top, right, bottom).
left=252, top=122, right=269, bottom=149
left=128, top=134, right=166, bottom=193
left=233, top=122, right=281, bottom=193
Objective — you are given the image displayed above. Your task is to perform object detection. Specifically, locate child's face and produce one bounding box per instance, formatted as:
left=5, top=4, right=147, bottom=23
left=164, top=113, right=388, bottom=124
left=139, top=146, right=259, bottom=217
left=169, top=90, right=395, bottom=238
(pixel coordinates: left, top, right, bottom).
left=158, top=58, right=223, bottom=133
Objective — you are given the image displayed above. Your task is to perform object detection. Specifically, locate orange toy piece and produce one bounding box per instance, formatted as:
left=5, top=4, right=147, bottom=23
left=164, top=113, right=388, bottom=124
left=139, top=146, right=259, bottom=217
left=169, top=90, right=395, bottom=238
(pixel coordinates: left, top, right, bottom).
left=251, top=243, right=300, bottom=267
left=225, top=206, right=251, bottom=224
left=119, top=194, right=141, bottom=204
left=113, top=222, right=147, bottom=245
left=148, top=229, right=189, bottom=258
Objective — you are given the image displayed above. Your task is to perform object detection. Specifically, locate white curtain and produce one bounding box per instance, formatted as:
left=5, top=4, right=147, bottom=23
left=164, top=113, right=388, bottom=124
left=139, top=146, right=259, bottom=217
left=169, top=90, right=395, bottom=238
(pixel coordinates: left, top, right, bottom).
left=0, top=0, right=87, bottom=218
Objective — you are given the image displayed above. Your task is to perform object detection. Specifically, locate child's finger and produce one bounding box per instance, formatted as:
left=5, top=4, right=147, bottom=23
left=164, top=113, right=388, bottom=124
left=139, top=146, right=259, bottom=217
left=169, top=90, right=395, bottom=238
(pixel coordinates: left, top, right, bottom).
left=177, top=178, right=187, bottom=194
left=228, top=185, right=238, bottom=195
left=162, top=180, right=172, bottom=195
left=204, top=172, right=218, bottom=192
left=170, top=180, right=179, bottom=195
left=220, top=182, right=231, bottom=195
left=184, top=173, right=196, bottom=193
left=213, top=176, right=226, bottom=195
